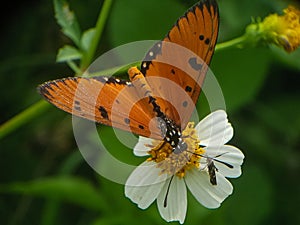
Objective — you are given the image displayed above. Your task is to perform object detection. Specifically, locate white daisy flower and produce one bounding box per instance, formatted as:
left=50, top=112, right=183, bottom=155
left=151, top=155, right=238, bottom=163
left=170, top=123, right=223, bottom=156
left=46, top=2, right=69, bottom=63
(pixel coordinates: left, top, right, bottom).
left=125, top=110, right=244, bottom=224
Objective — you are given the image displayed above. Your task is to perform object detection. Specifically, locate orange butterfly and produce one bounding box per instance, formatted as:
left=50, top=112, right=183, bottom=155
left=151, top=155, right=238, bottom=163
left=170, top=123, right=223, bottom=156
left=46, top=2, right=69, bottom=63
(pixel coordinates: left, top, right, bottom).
left=39, top=0, right=219, bottom=153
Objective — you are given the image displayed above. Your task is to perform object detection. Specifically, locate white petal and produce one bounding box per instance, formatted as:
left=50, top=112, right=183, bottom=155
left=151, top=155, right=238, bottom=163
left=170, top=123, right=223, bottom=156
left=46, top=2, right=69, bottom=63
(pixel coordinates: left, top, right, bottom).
left=125, top=161, right=168, bottom=209
left=157, top=177, right=187, bottom=224
left=185, top=169, right=233, bottom=209
left=204, top=145, right=245, bottom=178
left=195, top=110, right=233, bottom=147
left=133, top=136, right=153, bottom=156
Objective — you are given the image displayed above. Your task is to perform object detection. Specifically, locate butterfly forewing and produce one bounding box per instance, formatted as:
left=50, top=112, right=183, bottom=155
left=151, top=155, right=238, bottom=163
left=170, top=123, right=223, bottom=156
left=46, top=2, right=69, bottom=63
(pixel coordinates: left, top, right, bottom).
left=141, top=0, right=219, bottom=130
left=38, top=0, right=219, bottom=143
left=39, top=77, right=162, bottom=139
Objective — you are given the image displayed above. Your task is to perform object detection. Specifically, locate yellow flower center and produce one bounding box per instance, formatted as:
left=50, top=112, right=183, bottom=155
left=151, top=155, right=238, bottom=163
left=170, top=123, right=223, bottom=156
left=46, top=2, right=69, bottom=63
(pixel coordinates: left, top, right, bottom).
left=146, top=122, right=205, bottom=178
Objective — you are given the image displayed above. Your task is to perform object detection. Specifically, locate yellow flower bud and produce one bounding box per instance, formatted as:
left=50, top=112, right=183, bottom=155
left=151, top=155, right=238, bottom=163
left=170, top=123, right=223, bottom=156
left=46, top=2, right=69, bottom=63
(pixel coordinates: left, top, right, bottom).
left=246, top=6, right=300, bottom=52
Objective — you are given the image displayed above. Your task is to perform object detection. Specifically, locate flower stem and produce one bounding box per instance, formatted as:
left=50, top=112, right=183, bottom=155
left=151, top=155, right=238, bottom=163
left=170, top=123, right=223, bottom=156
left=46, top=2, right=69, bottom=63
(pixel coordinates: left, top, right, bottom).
left=67, top=60, right=82, bottom=75
left=0, top=100, right=50, bottom=139
left=215, top=35, right=247, bottom=52
left=80, top=0, right=113, bottom=72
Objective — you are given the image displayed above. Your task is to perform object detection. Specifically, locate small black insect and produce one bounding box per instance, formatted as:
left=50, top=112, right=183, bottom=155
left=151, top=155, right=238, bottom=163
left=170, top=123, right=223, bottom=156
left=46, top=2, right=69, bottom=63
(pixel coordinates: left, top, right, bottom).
left=205, top=153, right=234, bottom=185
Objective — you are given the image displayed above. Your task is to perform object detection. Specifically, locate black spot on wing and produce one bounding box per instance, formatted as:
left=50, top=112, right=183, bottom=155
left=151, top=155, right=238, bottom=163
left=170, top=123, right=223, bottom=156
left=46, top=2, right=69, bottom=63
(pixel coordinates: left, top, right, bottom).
left=93, top=76, right=108, bottom=83
left=99, top=106, right=109, bottom=119
left=141, top=41, right=162, bottom=75
left=188, top=57, right=203, bottom=71
left=74, top=106, right=81, bottom=111
left=205, top=38, right=210, bottom=45
left=107, top=77, right=130, bottom=85
left=199, top=35, right=210, bottom=45
left=124, top=118, right=130, bottom=124
left=74, top=100, right=80, bottom=105
left=182, top=101, right=188, bottom=107
left=138, top=125, right=144, bottom=130
left=93, top=76, right=132, bottom=86
left=185, top=86, right=192, bottom=92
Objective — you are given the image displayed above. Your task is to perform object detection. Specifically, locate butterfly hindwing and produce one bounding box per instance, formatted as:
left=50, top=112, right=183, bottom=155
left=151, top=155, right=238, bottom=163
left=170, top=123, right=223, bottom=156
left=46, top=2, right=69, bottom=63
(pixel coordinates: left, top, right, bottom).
left=38, top=77, right=162, bottom=139
left=141, top=0, right=219, bottom=130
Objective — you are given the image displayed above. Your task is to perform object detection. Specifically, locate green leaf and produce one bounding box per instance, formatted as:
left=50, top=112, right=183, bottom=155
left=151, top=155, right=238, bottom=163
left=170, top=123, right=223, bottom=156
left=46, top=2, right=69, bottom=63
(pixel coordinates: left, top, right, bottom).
left=56, top=45, right=82, bottom=62
left=253, top=96, right=300, bottom=142
left=211, top=48, right=272, bottom=112
left=224, top=165, right=274, bottom=225
left=198, top=164, right=274, bottom=225
left=54, top=0, right=81, bottom=47
left=271, top=46, right=300, bottom=71
left=81, top=28, right=96, bottom=52
left=0, top=176, right=106, bottom=211
left=108, top=0, right=185, bottom=46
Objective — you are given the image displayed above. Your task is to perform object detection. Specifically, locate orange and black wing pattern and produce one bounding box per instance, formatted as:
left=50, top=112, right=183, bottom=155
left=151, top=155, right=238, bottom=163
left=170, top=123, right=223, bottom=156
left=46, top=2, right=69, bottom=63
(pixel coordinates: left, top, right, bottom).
left=38, top=77, right=162, bottom=139
left=38, top=0, right=219, bottom=139
left=141, top=0, right=219, bottom=130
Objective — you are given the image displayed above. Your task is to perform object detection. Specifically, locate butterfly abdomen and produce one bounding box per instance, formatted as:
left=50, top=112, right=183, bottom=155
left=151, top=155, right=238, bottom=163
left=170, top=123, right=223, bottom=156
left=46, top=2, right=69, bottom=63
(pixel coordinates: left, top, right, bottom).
left=128, top=67, right=163, bottom=117
left=128, top=66, right=186, bottom=152
left=128, top=67, right=153, bottom=98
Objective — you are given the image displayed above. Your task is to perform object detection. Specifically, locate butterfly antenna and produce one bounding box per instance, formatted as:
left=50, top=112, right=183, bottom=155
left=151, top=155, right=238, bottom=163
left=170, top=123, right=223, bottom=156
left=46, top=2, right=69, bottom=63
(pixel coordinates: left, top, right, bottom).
left=163, top=175, right=174, bottom=208
left=209, top=152, right=234, bottom=168
left=186, top=150, right=233, bottom=168
left=213, top=158, right=233, bottom=168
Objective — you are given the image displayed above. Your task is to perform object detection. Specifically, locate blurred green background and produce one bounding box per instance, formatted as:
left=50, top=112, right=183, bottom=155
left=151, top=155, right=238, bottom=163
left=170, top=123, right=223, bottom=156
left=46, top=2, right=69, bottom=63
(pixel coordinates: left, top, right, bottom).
left=1, top=0, right=299, bottom=225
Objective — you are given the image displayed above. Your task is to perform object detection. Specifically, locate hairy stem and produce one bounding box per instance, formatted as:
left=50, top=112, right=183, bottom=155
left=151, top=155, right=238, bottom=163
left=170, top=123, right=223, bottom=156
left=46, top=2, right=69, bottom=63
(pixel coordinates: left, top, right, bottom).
left=0, top=100, right=50, bottom=139
left=215, top=35, right=247, bottom=52
left=80, top=0, right=113, bottom=72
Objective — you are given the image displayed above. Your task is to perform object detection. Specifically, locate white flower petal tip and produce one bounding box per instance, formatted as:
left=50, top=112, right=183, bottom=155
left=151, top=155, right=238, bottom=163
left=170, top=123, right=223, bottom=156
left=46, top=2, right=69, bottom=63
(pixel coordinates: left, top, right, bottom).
left=157, top=177, right=187, bottom=224
left=196, top=110, right=234, bottom=147
left=205, top=145, right=245, bottom=178
left=185, top=170, right=233, bottom=209
left=133, top=136, right=153, bottom=156
left=125, top=161, right=168, bottom=209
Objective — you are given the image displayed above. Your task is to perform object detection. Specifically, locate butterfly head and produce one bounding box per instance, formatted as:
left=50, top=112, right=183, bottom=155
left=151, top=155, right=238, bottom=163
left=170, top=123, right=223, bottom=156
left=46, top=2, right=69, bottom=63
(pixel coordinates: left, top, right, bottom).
left=158, top=115, right=187, bottom=154
left=147, top=122, right=204, bottom=179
